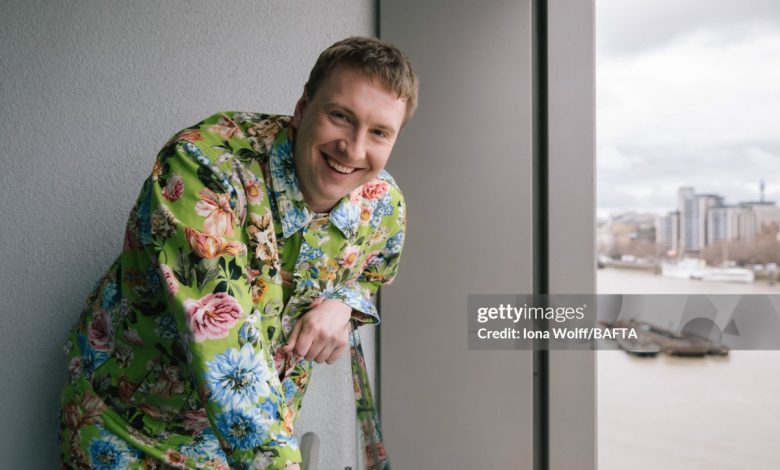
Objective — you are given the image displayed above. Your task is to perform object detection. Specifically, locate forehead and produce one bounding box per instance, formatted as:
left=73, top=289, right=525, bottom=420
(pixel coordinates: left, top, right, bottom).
left=312, top=66, right=407, bottom=128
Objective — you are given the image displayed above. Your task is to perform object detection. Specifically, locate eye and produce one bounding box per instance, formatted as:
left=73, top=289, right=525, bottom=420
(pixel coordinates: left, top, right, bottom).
left=371, top=129, right=388, bottom=138
left=329, top=111, right=349, bottom=122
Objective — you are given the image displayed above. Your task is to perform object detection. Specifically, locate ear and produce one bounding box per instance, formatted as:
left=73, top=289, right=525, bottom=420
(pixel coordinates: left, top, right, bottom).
left=292, top=90, right=309, bottom=128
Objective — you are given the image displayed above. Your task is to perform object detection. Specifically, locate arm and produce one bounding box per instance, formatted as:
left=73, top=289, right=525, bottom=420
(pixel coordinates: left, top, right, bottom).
left=334, top=183, right=407, bottom=325
left=143, top=137, right=301, bottom=468
left=282, top=185, right=406, bottom=363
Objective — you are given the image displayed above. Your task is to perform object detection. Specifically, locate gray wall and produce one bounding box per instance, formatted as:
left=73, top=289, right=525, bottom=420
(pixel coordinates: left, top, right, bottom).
left=380, top=1, right=536, bottom=468
left=0, top=1, right=375, bottom=468
left=547, top=0, right=597, bottom=468
left=380, top=0, right=595, bottom=468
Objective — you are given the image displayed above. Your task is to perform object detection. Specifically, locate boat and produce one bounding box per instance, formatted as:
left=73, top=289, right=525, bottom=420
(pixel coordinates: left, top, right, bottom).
left=662, top=258, right=707, bottom=280
left=700, top=267, right=754, bottom=283
left=615, top=336, right=661, bottom=357
left=605, top=319, right=729, bottom=358
left=661, top=258, right=754, bottom=283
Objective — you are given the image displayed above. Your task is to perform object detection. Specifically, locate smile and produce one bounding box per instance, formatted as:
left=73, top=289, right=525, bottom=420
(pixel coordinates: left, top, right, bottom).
left=324, top=155, right=357, bottom=174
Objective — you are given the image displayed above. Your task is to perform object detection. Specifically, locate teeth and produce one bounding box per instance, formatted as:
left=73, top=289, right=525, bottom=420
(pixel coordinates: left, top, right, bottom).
left=325, top=156, right=356, bottom=174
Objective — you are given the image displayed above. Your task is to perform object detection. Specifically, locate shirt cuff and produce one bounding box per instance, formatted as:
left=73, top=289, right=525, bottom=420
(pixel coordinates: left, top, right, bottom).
left=322, top=283, right=380, bottom=325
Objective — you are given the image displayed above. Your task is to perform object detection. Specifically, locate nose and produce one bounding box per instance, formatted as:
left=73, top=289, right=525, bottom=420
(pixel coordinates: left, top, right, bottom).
left=338, top=129, right=367, bottom=164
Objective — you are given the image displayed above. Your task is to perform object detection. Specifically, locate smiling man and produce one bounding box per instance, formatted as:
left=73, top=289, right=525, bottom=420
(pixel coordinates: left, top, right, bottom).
left=58, top=37, right=418, bottom=470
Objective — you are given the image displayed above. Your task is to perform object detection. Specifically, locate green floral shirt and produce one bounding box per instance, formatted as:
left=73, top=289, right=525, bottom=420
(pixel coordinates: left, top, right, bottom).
left=58, top=112, right=405, bottom=469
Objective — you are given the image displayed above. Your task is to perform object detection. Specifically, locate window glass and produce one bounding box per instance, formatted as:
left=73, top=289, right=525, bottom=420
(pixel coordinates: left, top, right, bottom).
left=596, top=1, right=780, bottom=468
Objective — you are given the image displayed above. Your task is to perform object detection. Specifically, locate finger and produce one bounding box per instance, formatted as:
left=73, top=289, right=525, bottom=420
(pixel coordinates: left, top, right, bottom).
left=325, top=342, right=347, bottom=365
left=293, top=321, right=316, bottom=359
left=315, top=343, right=336, bottom=364
left=282, top=319, right=303, bottom=355
left=326, top=325, right=350, bottom=364
left=305, top=336, right=326, bottom=362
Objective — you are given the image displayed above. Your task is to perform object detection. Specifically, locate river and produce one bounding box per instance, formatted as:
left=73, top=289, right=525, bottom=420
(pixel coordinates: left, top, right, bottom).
left=597, top=267, right=780, bottom=470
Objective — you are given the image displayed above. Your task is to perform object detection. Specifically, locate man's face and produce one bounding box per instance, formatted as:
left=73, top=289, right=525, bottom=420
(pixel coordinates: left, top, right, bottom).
left=291, top=65, right=407, bottom=213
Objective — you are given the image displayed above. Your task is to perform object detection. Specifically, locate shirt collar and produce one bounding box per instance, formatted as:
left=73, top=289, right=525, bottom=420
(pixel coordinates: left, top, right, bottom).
left=268, top=124, right=360, bottom=240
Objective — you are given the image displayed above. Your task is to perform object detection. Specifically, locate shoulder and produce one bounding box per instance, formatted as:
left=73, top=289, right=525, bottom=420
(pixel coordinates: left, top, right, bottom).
left=158, top=111, right=292, bottom=173
left=353, top=170, right=404, bottom=211
left=173, top=111, right=292, bottom=141
left=376, top=170, right=404, bottom=207
left=354, top=170, right=405, bottom=230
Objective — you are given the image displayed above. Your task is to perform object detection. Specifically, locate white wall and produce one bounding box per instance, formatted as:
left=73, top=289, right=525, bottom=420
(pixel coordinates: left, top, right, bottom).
left=0, top=1, right=374, bottom=467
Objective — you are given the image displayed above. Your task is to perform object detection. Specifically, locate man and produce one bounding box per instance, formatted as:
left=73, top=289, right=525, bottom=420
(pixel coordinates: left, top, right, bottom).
left=58, top=36, right=418, bottom=470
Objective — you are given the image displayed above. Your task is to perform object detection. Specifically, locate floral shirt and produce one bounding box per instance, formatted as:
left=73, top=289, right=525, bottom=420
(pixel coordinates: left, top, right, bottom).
left=58, top=112, right=405, bottom=469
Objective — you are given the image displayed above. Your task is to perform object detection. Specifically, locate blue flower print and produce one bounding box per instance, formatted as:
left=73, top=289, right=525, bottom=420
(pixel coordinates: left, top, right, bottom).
left=377, top=169, right=397, bottom=186
left=258, top=396, right=279, bottom=419
left=88, top=432, right=140, bottom=470
left=145, top=265, right=161, bottom=294
left=205, top=343, right=271, bottom=409
left=297, top=242, right=324, bottom=263
left=282, top=378, right=298, bottom=403
left=155, top=313, right=178, bottom=340
left=330, top=202, right=360, bottom=236
left=369, top=194, right=394, bottom=228
left=238, top=321, right=260, bottom=347
left=365, top=253, right=386, bottom=268
left=101, top=280, right=119, bottom=309
left=216, top=408, right=269, bottom=450
left=180, top=429, right=228, bottom=465
left=385, top=231, right=404, bottom=255
left=270, top=144, right=300, bottom=199
left=137, top=183, right=153, bottom=246
left=78, top=335, right=109, bottom=377
left=280, top=199, right=309, bottom=236
left=274, top=131, right=293, bottom=157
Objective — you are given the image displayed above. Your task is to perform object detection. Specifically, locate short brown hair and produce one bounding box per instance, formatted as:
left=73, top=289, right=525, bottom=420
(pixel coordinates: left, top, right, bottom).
left=305, top=36, right=419, bottom=122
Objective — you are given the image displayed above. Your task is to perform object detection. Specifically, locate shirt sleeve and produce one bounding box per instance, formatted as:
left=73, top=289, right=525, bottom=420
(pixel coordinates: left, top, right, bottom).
left=322, top=187, right=406, bottom=326
left=141, top=137, right=302, bottom=468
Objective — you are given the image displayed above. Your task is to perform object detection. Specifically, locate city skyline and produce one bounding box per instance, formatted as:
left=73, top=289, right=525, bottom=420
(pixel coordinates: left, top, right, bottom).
left=598, top=180, right=775, bottom=220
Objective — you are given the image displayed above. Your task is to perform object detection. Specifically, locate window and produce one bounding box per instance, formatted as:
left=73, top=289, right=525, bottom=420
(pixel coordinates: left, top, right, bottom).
left=597, top=1, right=780, bottom=468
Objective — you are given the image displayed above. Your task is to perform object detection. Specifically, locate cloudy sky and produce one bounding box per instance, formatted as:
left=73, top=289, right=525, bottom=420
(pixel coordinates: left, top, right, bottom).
left=596, top=0, right=780, bottom=218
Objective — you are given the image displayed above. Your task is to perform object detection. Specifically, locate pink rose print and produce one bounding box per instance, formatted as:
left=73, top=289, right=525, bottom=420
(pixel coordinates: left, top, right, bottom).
left=361, top=180, right=388, bottom=200
left=162, top=174, right=184, bottom=201
left=88, top=309, right=114, bottom=352
left=348, top=188, right=362, bottom=204
left=183, top=292, right=243, bottom=342
left=160, top=264, right=179, bottom=296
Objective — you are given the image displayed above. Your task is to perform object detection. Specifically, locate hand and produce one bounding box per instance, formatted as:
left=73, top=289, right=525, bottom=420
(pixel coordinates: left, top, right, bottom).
left=281, top=299, right=352, bottom=364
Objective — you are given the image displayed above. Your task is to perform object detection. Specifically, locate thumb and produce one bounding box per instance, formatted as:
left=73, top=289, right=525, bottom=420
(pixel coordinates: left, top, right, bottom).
left=282, top=319, right=303, bottom=354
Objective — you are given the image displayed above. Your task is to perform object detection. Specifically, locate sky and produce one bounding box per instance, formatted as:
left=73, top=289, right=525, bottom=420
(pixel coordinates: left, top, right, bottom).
left=596, top=0, right=780, bottom=218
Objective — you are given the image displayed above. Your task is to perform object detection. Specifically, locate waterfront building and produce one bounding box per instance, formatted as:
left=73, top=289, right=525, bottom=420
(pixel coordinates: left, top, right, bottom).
left=678, top=187, right=696, bottom=253
left=656, top=211, right=679, bottom=256
left=707, top=206, right=744, bottom=244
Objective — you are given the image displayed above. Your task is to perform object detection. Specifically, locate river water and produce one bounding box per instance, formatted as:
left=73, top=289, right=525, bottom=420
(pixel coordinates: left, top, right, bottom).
left=597, top=268, right=780, bottom=470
